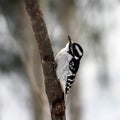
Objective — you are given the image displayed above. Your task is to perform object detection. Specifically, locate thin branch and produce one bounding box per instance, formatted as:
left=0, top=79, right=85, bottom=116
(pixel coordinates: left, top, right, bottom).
left=24, top=0, right=66, bottom=120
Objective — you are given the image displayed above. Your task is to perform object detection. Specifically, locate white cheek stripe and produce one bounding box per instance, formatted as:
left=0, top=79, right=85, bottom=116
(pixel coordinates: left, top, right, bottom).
left=75, top=45, right=82, bottom=56
left=74, top=56, right=79, bottom=60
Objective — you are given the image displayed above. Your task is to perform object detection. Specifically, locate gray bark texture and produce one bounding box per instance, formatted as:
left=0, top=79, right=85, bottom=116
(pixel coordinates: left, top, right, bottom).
left=24, top=0, right=66, bottom=120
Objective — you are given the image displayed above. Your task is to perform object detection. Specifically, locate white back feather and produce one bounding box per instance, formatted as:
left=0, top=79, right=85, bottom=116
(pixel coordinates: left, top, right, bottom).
left=55, top=43, right=72, bottom=92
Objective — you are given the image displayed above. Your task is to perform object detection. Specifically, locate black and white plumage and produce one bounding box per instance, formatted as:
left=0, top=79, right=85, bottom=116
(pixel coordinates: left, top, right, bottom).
left=55, top=36, right=83, bottom=95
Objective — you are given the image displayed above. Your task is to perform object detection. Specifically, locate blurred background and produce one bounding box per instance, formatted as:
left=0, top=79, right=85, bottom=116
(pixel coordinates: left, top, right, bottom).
left=0, top=0, right=120, bottom=120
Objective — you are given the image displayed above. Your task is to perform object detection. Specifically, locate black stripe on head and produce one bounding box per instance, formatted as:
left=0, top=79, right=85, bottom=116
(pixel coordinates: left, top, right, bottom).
left=67, top=36, right=83, bottom=58
left=72, top=43, right=83, bottom=58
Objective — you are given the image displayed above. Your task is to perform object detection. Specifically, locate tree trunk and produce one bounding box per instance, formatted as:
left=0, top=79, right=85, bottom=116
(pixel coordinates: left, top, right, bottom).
left=24, top=0, right=66, bottom=120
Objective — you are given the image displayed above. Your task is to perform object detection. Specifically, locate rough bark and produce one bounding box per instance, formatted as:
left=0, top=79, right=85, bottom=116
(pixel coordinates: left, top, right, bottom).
left=24, top=0, right=66, bottom=120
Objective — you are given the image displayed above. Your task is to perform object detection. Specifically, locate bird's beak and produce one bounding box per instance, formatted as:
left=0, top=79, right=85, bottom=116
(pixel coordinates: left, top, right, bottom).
left=68, top=35, right=73, bottom=55
left=68, top=35, right=72, bottom=47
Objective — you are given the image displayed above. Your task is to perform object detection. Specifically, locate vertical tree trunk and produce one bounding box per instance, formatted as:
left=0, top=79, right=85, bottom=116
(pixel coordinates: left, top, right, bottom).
left=24, top=0, right=66, bottom=120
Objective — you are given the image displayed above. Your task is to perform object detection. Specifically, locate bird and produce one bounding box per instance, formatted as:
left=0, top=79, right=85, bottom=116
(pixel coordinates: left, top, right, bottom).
left=55, top=35, right=83, bottom=95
